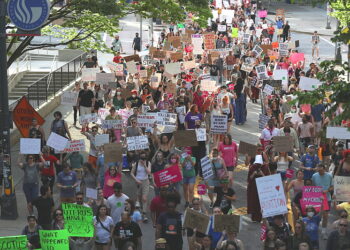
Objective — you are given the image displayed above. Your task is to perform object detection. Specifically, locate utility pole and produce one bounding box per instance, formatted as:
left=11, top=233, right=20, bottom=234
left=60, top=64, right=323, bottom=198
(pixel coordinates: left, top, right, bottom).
left=326, top=2, right=331, bottom=29
left=140, top=15, right=142, bottom=51
left=0, top=0, right=18, bottom=219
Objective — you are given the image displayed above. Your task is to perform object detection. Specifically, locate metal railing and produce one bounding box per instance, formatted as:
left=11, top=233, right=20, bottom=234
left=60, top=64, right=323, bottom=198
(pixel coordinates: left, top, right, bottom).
left=9, top=52, right=87, bottom=110
left=46, top=55, right=58, bottom=93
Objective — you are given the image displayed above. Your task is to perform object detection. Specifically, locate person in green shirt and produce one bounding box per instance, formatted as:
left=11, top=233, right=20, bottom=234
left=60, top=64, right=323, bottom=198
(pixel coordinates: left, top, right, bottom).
left=64, top=152, right=84, bottom=179
left=180, top=153, right=196, bottom=208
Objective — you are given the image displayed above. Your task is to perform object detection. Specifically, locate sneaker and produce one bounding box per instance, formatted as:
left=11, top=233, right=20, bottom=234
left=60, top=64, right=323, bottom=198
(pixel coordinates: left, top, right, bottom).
left=143, top=214, right=148, bottom=223
left=135, top=201, right=141, bottom=208
left=209, top=202, right=214, bottom=208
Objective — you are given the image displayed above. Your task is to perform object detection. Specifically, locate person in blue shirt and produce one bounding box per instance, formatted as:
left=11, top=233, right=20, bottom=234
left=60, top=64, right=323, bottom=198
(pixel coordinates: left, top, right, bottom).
left=312, top=163, right=333, bottom=240
left=300, top=145, right=320, bottom=180
left=208, top=207, right=225, bottom=249
left=303, top=198, right=324, bottom=250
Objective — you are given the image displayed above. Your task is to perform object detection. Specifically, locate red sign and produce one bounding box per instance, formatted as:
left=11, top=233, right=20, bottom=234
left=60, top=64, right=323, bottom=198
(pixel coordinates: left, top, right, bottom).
left=197, top=184, right=207, bottom=195
left=13, top=96, right=45, bottom=137
left=153, top=165, right=183, bottom=187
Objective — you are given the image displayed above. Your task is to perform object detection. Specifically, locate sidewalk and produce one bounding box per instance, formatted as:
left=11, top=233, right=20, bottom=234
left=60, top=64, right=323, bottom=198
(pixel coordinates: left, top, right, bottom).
left=266, top=2, right=337, bottom=36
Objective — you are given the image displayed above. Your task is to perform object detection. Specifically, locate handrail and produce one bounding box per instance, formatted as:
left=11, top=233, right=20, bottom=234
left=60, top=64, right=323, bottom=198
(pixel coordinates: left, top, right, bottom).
left=46, top=54, right=57, bottom=92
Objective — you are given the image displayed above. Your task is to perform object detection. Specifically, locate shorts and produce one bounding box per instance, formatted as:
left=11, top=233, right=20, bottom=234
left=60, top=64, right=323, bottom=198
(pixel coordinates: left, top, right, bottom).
left=312, top=44, right=319, bottom=50
left=137, top=179, right=150, bottom=197
left=207, top=178, right=219, bottom=194
left=226, top=166, right=234, bottom=171
left=79, top=106, right=91, bottom=117
left=23, top=183, right=39, bottom=203
left=183, top=176, right=196, bottom=184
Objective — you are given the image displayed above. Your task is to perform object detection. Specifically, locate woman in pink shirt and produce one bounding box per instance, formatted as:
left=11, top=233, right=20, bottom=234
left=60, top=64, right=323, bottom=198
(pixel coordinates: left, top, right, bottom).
left=218, top=133, right=238, bottom=187
left=103, top=165, right=122, bottom=198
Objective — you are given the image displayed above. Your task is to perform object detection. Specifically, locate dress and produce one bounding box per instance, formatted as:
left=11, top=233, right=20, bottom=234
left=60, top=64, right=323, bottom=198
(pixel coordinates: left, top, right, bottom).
left=234, top=93, right=247, bottom=125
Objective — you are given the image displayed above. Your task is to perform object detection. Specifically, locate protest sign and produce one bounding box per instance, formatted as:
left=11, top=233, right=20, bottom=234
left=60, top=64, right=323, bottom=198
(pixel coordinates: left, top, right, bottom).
left=96, top=73, right=115, bottom=85
left=211, top=115, right=228, bottom=134
left=79, top=113, right=98, bottom=124
left=115, top=64, right=124, bottom=76
left=286, top=169, right=295, bottom=179
left=156, top=113, right=177, bottom=133
left=258, top=114, right=270, bottom=130
left=258, top=10, right=267, bottom=18
left=272, top=136, right=293, bottom=152
left=97, top=108, right=109, bottom=121
left=183, top=60, right=196, bottom=70
left=197, top=184, right=207, bottom=195
left=81, top=68, right=99, bottom=81
left=276, top=8, right=285, bottom=19
left=252, top=45, right=263, bottom=57
left=166, top=82, right=177, bottom=95
left=238, top=141, right=258, bottom=157
left=201, top=80, right=217, bottom=92
left=334, top=176, right=350, bottom=201
left=260, top=44, right=273, bottom=54
left=61, top=91, right=78, bottom=106
left=20, top=138, right=41, bottom=154
left=218, top=24, right=226, bottom=32
left=123, top=54, right=141, bottom=62
left=139, top=70, right=148, bottom=78
left=241, top=63, right=254, bottom=73
left=242, top=33, right=250, bottom=44
left=326, top=127, right=350, bottom=139
left=267, top=49, right=279, bottom=60
left=263, top=80, right=282, bottom=92
left=263, top=84, right=274, bottom=95
left=299, top=76, right=322, bottom=91
left=273, top=69, right=288, bottom=87
left=221, top=9, right=234, bottom=23
left=0, top=235, right=27, bottom=250
left=86, top=187, right=97, bottom=200
left=170, top=52, right=183, bottom=61
left=300, top=104, right=311, bottom=114
left=192, top=34, right=204, bottom=55
left=256, top=65, right=268, bottom=79
left=201, top=156, right=214, bottom=180
left=118, top=108, right=133, bottom=124
left=165, top=62, right=181, bottom=75
left=101, top=119, right=123, bottom=130
left=47, top=132, right=68, bottom=151
left=126, top=61, right=138, bottom=74
left=213, top=214, right=241, bottom=233
left=231, top=27, right=239, bottom=38
left=62, top=203, right=94, bottom=237
left=278, top=43, right=289, bottom=57
left=183, top=208, right=210, bottom=234
left=290, top=53, right=305, bottom=65
left=174, top=130, right=198, bottom=147
left=137, top=113, right=157, bottom=128
left=39, top=229, right=69, bottom=250
left=256, top=174, right=288, bottom=218
left=94, top=134, right=109, bottom=147
left=127, top=135, right=149, bottom=151
left=153, top=165, right=182, bottom=186
left=181, top=34, right=191, bottom=43
left=13, top=96, right=45, bottom=137
left=300, top=186, right=329, bottom=213
left=104, top=143, right=123, bottom=163
left=172, top=38, right=182, bottom=48
left=204, top=34, right=216, bottom=50
left=195, top=128, right=207, bottom=141
left=59, top=139, right=85, bottom=153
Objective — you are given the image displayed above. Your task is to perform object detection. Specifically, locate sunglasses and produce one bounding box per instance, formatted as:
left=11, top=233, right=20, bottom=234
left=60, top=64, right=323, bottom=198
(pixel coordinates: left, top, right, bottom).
left=341, top=215, right=348, bottom=218
left=340, top=224, right=348, bottom=227
left=92, top=130, right=98, bottom=132
left=56, top=213, right=62, bottom=216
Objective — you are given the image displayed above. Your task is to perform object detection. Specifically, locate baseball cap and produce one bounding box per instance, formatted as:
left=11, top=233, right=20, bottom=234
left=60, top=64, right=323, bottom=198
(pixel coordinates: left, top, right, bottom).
left=284, top=113, right=293, bottom=120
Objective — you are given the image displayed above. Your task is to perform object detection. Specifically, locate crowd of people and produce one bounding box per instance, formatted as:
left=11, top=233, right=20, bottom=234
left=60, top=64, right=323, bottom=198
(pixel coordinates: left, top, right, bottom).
left=9, top=0, right=350, bottom=250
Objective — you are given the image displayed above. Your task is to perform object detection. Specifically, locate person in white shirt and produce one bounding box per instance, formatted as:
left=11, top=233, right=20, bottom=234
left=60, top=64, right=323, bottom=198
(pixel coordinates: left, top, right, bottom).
left=260, top=119, right=280, bottom=149
left=106, top=182, right=129, bottom=224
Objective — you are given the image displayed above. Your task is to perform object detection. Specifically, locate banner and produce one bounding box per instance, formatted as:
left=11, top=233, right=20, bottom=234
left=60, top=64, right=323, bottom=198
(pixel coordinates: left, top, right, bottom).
left=61, top=92, right=78, bottom=106
left=81, top=68, right=99, bottom=81
left=47, top=132, right=69, bottom=151
left=201, top=156, right=214, bottom=180
left=62, top=203, right=94, bottom=237
left=153, top=165, right=182, bottom=186
left=20, top=138, right=41, bottom=154
left=334, top=176, right=350, bottom=201
left=300, top=186, right=329, bottom=213
left=13, top=96, right=45, bottom=137
left=0, top=235, right=27, bottom=250
left=126, top=135, right=149, bottom=151
left=256, top=174, right=288, bottom=218
left=210, top=115, right=227, bottom=134
left=39, top=229, right=69, bottom=250
left=183, top=208, right=210, bottom=234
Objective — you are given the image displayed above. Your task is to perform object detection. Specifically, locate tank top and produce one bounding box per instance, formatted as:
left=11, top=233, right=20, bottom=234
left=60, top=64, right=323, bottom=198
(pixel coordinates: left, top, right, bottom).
left=135, top=161, right=148, bottom=181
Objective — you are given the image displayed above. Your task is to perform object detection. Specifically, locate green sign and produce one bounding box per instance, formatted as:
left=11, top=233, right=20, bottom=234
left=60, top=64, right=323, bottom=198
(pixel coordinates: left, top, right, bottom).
left=62, top=203, right=94, bottom=237
left=177, top=23, right=185, bottom=28
left=232, top=28, right=239, bottom=38
left=39, top=230, right=69, bottom=250
left=0, top=235, right=27, bottom=250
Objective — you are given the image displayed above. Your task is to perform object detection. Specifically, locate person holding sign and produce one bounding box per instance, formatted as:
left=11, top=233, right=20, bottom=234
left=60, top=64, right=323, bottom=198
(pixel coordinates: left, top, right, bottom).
left=82, top=125, right=99, bottom=169
left=21, top=215, right=42, bottom=249
left=218, top=134, right=238, bottom=187
left=180, top=153, right=196, bottom=208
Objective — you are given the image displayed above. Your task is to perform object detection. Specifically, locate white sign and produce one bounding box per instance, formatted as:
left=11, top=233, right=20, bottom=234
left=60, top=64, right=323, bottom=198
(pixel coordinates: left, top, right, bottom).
left=137, top=113, right=157, bottom=128
left=242, top=34, right=250, bottom=44
left=95, top=134, right=110, bottom=147
left=211, top=115, right=227, bottom=134
left=58, top=139, right=85, bottom=153
left=61, top=92, right=78, bottom=106
left=47, top=132, right=69, bottom=151
left=192, top=35, right=204, bottom=55
left=278, top=43, right=289, bottom=57
left=96, top=73, right=115, bottom=85
left=183, top=61, right=196, bottom=70
left=156, top=112, right=177, bottom=133
left=195, top=128, right=207, bottom=142
left=273, top=69, right=288, bottom=88
left=20, top=138, right=41, bottom=154
left=81, top=68, right=99, bottom=81
left=326, top=127, right=350, bottom=139
left=263, top=84, right=274, bottom=95
left=127, top=135, right=149, bottom=151
left=334, top=176, right=350, bottom=202
left=165, top=62, right=181, bottom=75
left=201, top=156, right=214, bottom=180
left=252, top=45, right=263, bottom=57
left=299, top=76, right=322, bottom=91
left=101, top=119, right=123, bottom=129
left=256, top=65, right=268, bottom=80
left=79, top=113, right=98, bottom=124
left=218, top=24, right=227, bottom=32
left=86, top=187, right=98, bottom=200
left=201, top=80, right=217, bottom=92
left=256, top=174, right=288, bottom=218
left=126, top=61, right=138, bottom=74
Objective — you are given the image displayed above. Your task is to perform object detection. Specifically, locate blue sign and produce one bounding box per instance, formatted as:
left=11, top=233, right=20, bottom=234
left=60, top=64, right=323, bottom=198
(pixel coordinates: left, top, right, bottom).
left=7, top=0, right=50, bottom=31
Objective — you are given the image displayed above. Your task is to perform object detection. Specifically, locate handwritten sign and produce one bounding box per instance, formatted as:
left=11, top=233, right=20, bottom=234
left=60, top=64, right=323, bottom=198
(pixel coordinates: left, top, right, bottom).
left=79, top=113, right=98, bottom=124
left=47, top=132, right=68, bottom=151
left=241, top=63, right=254, bottom=72
left=211, top=115, right=227, bottom=134
left=20, top=138, right=41, bottom=154
left=201, top=80, right=217, bottom=92
left=96, top=73, right=115, bottom=85
left=137, top=113, right=157, bottom=128
left=86, top=187, right=97, bottom=200
left=156, top=113, right=177, bottom=133
left=104, top=143, right=123, bottom=163
left=192, top=34, right=204, bottom=55
left=256, top=174, right=288, bottom=218
left=204, top=34, right=216, bottom=50
left=153, top=165, right=182, bottom=187
left=62, top=203, right=94, bottom=237
left=263, top=84, right=274, bottom=95
left=272, top=136, right=293, bottom=152
left=81, top=68, right=99, bottom=81
left=101, top=119, right=123, bottom=130
left=252, top=45, right=263, bottom=57
left=334, top=176, right=350, bottom=202
left=201, top=156, right=214, bottom=180
left=258, top=114, right=270, bottom=130
left=278, top=43, right=289, bottom=57
left=214, top=214, right=241, bottom=233
left=165, top=62, right=181, bottom=75
left=183, top=208, right=210, bottom=234
left=39, top=229, right=69, bottom=250
left=300, top=186, right=329, bottom=213
left=126, top=135, right=149, bottom=151
left=0, top=235, right=27, bottom=250
left=59, top=139, right=85, bottom=153
left=195, top=128, right=207, bottom=141
left=174, top=130, right=198, bottom=147
left=61, top=92, right=78, bottom=106
left=95, top=134, right=109, bottom=147
left=238, top=141, right=258, bottom=157
left=126, top=61, right=138, bottom=74
left=183, top=60, right=196, bottom=70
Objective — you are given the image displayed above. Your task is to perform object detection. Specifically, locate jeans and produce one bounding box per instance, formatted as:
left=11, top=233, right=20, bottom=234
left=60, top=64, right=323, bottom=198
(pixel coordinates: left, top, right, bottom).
left=23, top=182, right=39, bottom=203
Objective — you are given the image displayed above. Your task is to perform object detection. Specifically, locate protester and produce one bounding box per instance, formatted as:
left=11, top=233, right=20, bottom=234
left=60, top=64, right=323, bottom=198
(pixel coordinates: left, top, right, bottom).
left=52, top=208, right=65, bottom=230
left=114, top=211, right=142, bottom=249
left=57, top=163, right=79, bottom=203
left=93, top=204, right=114, bottom=250
left=107, top=182, right=129, bottom=224
left=30, top=185, right=54, bottom=230
left=21, top=216, right=42, bottom=250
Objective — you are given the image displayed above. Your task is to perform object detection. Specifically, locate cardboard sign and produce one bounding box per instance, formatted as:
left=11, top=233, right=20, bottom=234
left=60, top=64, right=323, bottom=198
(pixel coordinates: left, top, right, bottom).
left=258, top=114, right=270, bottom=130
left=214, top=214, right=241, bottom=233
left=326, top=127, right=350, bottom=139
left=300, top=186, right=329, bottom=213
left=39, top=230, right=69, bottom=250
left=183, top=60, right=196, bottom=70
left=299, top=76, right=322, bottom=91
left=126, top=61, right=138, bottom=74
left=137, top=113, right=157, bottom=128
left=79, top=113, right=98, bottom=124
left=204, top=34, right=216, bottom=50
left=238, top=141, right=258, bottom=157
left=62, top=203, right=94, bottom=237
left=153, top=165, right=182, bottom=186
left=174, top=130, right=198, bottom=147
left=81, top=68, right=99, bottom=81
left=94, top=134, right=109, bottom=147
left=123, top=54, right=141, bottom=62
left=153, top=50, right=166, bottom=59
left=256, top=174, right=288, bottom=218
left=201, top=156, right=214, bottom=180
left=166, top=82, right=177, bottom=95
left=59, top=139, right=85, bottom=153
left=272, top=136, right=293, bottom=152
left=183, top=208, right=210, bottom=234
left=172, top=38, right=182, bottom=48
left=13, top=96, right=45, bottom=137
left=260, top=44, right=273, bottom=54
left=241, top=63, right=254, bottom=72
left=0, top=235, right=27, bottom=250
left=96, top=73, right=115, bottom=85
left=211, top=115, right=227, bottom=134
left=181, top=34, right=191, bottom=43
left=195, top=128, right=207, bottom=141
left=126, top=135, right=149, bottom=151
left=170, top=52, right=183, bottom=61
left=47, top=132, right=69, bottom=151
left=165, top=62, right=181, bottom=75
left=334, top=176, right=350, bottom=201
left=20, top=138, right=41, bottom=154
left=61, top=91, right=78, bottom=106
left=276, top=8, right=285, bottom=19
left=267, top=49, right=279, bottom=60
left=104, top=143, right=123, bottom=163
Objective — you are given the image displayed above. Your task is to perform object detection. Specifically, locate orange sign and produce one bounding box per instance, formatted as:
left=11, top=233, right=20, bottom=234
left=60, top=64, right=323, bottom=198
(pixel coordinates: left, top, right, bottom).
left=13, top=96, right=45, bottom=137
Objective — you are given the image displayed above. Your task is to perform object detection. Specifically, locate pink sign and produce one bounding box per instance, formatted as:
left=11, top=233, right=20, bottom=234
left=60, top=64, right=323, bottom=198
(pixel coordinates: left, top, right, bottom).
left=197, top=184, right=207, bottom=195
left=258, top=10, right=267, bottom=18
left=301, top=104, right=311, bottom=114
left=153, top=165, right=183, bottom=187
left=285, top=169, right=294, bottom=179
left=289, top=53, right=305, bottom=65
left=300, top=186, right=329, bottom=214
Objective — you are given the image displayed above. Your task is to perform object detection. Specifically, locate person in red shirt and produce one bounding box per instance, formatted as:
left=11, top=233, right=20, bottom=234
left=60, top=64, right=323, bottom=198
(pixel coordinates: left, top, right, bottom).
left=267, top=24, right=275, bottom=41
left=113, top=52, right=123, bottom=64
left=150, top=186, right=168, bottom=228
left=41, top=146, right=60, bottom=193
